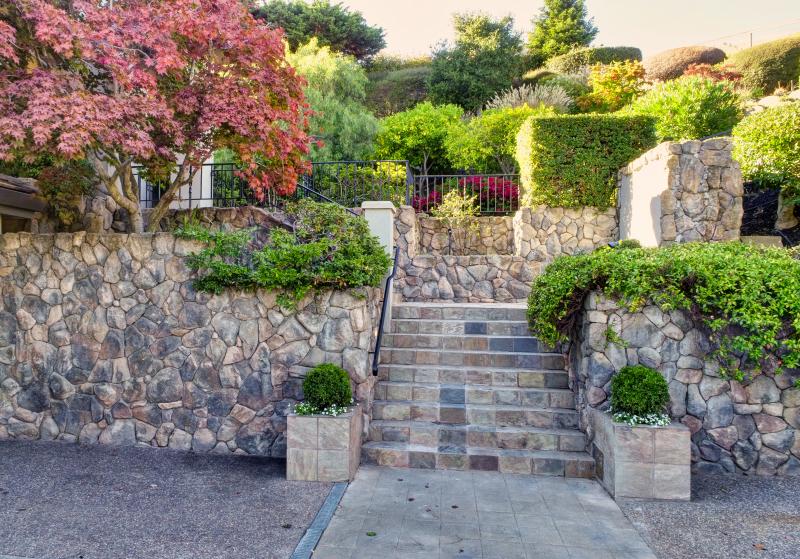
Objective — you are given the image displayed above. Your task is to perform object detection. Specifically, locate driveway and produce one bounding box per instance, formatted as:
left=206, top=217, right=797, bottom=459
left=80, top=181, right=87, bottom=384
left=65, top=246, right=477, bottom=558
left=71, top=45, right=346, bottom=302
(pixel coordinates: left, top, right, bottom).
left=0, top=441, right=332, bottom=559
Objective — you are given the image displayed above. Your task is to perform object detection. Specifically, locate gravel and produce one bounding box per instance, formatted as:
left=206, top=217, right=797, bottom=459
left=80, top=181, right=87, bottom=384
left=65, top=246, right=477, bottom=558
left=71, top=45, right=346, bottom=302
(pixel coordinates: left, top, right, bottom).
left=620, top=471, right=800, bottom=559
left=0, top=441, right=332, bottom=559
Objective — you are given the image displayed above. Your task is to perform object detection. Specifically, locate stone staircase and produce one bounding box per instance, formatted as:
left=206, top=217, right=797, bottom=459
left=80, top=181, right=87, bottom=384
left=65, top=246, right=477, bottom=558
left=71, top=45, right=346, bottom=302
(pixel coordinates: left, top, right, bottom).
left=362, top=302, right=595, bottom=478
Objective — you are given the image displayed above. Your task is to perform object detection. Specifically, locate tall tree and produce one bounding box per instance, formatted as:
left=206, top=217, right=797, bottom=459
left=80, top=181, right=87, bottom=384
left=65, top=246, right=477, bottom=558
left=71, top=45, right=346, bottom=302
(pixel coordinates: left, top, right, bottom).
left=287, top=39, right=378, bottom=160
left=253, top=0, right=385, bottom=62
left=428, top=13, right=524, bottom=112
left=528, top=0, right=598, bottom=63
left=0, top=0, right=310, bottom=232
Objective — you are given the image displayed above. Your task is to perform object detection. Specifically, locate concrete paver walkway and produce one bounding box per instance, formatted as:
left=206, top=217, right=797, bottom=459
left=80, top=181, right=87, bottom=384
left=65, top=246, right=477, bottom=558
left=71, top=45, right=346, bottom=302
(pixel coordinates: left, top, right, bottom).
left=313, top=466, right=656, bottom=559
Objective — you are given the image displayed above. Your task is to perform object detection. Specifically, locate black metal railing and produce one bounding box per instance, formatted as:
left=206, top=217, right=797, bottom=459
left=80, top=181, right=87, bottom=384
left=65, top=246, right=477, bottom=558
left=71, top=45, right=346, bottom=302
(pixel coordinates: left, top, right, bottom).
left=413, top=173, right=520, bottom=215
left=135, top=162, right=520, bottom=215
left=372, top=246, right=400, bottom=376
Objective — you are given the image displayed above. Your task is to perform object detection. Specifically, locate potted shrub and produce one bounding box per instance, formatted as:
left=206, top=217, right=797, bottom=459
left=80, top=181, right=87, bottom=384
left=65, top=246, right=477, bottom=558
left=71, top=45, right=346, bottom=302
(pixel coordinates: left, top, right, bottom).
left=287, top=364, right=362, bottom=482
left=590, top=365, right=691, bottom=501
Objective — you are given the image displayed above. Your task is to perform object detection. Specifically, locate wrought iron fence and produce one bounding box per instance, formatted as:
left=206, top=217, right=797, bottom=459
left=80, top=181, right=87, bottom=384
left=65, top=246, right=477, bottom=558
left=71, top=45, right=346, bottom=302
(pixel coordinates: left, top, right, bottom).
left=135, top=161, right=520, bottom=215
left=413, top=174, right=520, bottom=215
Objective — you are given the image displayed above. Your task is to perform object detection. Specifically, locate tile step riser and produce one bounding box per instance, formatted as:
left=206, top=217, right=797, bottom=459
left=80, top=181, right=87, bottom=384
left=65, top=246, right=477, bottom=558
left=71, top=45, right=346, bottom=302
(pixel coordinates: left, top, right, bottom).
left=371, top=405, right=579, bottom=430
left=374, top=385, right=575, bottom=409
left=383, top=334, right=556, bottom=353
left=390, top=321, right=530, bottom=337
left=392, top=309, right=528, bottom=322
left=368, top=426, right=586, bottom=452
left=380, top=351, right=565, bottom=369
left=361, top=448, right=594, bottom=478
left=377, top=368, right=570, bottom=389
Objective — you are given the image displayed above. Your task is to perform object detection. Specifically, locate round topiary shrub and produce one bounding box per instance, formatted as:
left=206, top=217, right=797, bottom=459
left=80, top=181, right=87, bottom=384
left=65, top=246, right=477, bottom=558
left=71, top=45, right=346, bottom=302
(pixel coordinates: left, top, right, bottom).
left=643, top=46, right=727, bottom=81
left=727, top=34, right=800, bottom=94
left=302, top=363, right=353, bottom=410
left=610, top=365, right=670, bottom=418
left=545, top=46, right=643, bottom=74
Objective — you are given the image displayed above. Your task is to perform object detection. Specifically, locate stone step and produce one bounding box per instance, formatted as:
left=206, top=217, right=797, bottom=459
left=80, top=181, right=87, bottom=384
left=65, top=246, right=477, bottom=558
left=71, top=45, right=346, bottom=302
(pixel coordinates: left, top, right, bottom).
left=368, top=420, right=586, bottom=453
left=390, top=318, right=530, bottom=337
left=377, top=364, right=570, bottom=389
left=361, top=441, right=595, bottom=478
left=375, top=381, right=575, bottom=409
left=371, top=401, right=579, bottom=429
left=383, top=333, right=554, bottom=353
left=392, top=303, right=527, bottom=322
left=380, top=348, right=565, bottom=369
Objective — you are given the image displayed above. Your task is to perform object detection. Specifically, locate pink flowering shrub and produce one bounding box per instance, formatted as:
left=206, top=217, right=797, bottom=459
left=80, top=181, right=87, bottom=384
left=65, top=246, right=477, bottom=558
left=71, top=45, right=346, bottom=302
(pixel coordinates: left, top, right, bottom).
left=458, top=176, right=519, bottom=212
left=0, top=0, right=310, bottom=231
left=412, top=190, right=442, bottom=212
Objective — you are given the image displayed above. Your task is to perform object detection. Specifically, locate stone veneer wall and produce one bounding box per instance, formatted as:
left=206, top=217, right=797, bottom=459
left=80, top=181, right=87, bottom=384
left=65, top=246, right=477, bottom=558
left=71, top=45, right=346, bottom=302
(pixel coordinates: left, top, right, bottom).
left=513, top=206, right=617, bottom=264
left=618, top=139, right=743, bottom=247
left=417, top=216, right=513, bottom=256
left=572, top=293, right=800, bottom=476
left=0, top=232, right=380, bottom=456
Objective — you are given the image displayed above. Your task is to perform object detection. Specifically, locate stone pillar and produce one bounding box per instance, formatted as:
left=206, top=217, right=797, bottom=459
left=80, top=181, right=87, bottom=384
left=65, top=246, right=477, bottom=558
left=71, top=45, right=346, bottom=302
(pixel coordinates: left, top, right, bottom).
left=617, top=138, right=743, bottom=247
left=361, top=201, right=395, bottom=257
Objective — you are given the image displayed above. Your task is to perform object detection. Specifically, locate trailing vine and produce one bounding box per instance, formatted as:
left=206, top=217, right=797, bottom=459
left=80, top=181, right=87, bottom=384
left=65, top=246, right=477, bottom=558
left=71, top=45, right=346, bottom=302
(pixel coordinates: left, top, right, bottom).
left=527, top=241, right=800, bottom=381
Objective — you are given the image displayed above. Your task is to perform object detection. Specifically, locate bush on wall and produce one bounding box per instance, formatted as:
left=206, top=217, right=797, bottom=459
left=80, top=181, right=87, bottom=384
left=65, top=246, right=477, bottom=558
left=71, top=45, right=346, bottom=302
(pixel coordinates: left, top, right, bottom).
left=732, top=102, right=800, bottom=195
left=526, top=242, right=800, bottom=380
left=610, top=365, right=671, bottom=425
left=643, top=46, right=727, bottom=82
left=175, top=200, right=391, bottom=306
left=515, top=113, right=656, bottom=208
left=625, top=76, right=743, bottom=141
left=545, top=46, right=643, bottom=74
left=727, top=34, right=800, bottom=94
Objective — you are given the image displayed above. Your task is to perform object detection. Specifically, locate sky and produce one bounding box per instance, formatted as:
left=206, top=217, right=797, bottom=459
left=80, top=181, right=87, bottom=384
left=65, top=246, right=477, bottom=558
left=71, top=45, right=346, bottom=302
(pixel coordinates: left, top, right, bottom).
left=340, top=0, right=800, bottom=58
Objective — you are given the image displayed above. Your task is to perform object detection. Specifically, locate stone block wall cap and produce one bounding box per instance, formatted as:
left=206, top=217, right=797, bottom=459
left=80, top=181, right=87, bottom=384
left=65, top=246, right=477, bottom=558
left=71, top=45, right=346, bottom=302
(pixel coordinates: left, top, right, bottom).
left=361, top=201, right=396, bottom=210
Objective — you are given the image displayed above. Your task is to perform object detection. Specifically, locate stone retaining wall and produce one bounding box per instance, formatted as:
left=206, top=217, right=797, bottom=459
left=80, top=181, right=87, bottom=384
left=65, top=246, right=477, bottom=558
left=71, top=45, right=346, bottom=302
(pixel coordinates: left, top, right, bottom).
left=618, top=139, right=743, bottom=247
left=0, top=232, right=380, bottom=456
left=572, top=293, right=800, bottom=475
left=513, top=206, right=617, bottom=264
left=394, top=254, right=539, bottom=303
left=417, top=216, right=513, bottom=255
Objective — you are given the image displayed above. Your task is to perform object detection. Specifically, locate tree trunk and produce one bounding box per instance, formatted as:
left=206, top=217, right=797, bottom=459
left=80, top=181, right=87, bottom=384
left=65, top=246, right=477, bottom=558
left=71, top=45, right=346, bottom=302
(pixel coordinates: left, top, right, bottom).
left=145, top=166, right=192, bottom=232
left=90, top=152, right=145, bottom=233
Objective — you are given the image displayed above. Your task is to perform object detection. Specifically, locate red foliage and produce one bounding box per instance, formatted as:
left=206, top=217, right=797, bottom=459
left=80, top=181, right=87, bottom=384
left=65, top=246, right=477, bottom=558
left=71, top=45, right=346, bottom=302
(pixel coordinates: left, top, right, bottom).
left=0, top=0, right=310, bottom=229
left=683, top=63, right=742, bottom=83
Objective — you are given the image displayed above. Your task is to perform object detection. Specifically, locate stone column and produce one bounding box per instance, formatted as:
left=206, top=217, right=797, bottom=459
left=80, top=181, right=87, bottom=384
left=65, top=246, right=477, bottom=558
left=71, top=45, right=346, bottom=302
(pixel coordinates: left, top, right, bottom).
left=361, top=201, right=395, bottom=257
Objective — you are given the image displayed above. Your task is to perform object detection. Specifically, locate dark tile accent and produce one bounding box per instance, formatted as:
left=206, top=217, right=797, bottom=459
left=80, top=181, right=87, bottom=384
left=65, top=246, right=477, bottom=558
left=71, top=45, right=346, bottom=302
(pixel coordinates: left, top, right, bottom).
left=545, top=373, right=570, bottom=389
left=513, top=338, right=542, bottom=352
left=439, top=406, right=466, bottom=424
left=440, top=387, right=466, bottom=404
left=565, top=459, right=595, bottom=479
left=554, top=412, right=579, bottom=429
left=382, top=427, right=410, bottom=442
left=439, top=427, right=467, bottom=446
left=489, top=337, right=513, bottom=352
left=469, top=454, right=499, bottom=471
left=533, top=458, right=565, bottom=476
left=409, top=451, right=436, bottom=469
left=464, top=322, right=487, bottom=335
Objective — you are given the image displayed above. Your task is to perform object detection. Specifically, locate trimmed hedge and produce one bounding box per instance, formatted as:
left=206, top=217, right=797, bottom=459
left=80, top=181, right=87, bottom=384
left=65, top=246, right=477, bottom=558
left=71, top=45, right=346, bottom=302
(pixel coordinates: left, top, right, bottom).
left=303, top=363, right=352, bottom=410
left=515, top=114, right=657, bottom=208
left=545, top=46, right=643, bottom=74
left=643, top=46, right=727, bottom=81
left=728, top=34, right=800, bottom=93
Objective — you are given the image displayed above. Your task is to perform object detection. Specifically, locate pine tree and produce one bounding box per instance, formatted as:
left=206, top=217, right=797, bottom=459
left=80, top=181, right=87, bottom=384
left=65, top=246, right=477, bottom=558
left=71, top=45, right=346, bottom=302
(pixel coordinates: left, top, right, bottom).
left=528, top=0, right=598, bottom=63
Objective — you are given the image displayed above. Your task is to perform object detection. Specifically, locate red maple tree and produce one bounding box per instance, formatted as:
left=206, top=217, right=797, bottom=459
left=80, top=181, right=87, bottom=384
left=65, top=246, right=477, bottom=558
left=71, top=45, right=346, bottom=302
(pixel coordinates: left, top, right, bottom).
left=0, top=0, right=310, bottom=231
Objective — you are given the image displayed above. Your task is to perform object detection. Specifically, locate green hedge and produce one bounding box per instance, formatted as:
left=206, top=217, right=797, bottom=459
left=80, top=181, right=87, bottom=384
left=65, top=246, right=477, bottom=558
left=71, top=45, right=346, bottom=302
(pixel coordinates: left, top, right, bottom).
left=728, top=34, right=800, bottom=93
left=526, top=242, right=800, bottom=380
left=545, top=46, right=643, bottom=74
left=515, top=114, right=657, bottom=208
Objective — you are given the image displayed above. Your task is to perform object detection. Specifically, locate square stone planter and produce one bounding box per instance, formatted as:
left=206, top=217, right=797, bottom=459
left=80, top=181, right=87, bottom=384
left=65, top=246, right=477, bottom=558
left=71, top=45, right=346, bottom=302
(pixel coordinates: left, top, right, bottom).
left=287, top=404, right=363, bottom=482
left=589, top=408, right=690, bottom=501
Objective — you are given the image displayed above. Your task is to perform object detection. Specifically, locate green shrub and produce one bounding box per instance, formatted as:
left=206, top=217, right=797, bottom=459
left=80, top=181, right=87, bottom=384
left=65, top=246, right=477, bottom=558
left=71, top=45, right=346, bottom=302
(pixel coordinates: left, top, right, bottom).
left=625, top=76, right=743, bottom=141
left=367, top=54, right=432, bottom=74
left=643, top=46, right=727, bottom=81
left=733, top=103, right=800, bottom=195
left=576, top=61, right=647, bottom=113
left=728, top=34, right=800, bottom=93
left=521, top=68, right=556, bottom=85
left=537, top=73, right=591, bottom=103
left=515, top=114, right=656, bottom=208
left=545, top=46, right=643, bottom=74
left=526, top=241, right=800, bottom=380
left=175, top=199, right=391, bottom=306
left=610, top=365, right=670, bottom=416
left=36, top=160, right=96, bottom=227
left=302, top=363, right=352, bottom=411
left=366, top=65, right=431, bottom=117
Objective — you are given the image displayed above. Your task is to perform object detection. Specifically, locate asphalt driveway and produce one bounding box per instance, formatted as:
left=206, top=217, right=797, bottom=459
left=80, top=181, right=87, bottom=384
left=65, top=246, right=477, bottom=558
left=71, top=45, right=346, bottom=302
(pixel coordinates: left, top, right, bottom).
left=0, top=441, right=331, bottom=559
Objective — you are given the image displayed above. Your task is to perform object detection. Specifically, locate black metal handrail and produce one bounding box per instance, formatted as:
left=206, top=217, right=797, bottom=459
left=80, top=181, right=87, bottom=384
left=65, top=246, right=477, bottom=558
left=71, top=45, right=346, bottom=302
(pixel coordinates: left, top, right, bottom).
left=371, top=246, right=400, bottom=376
